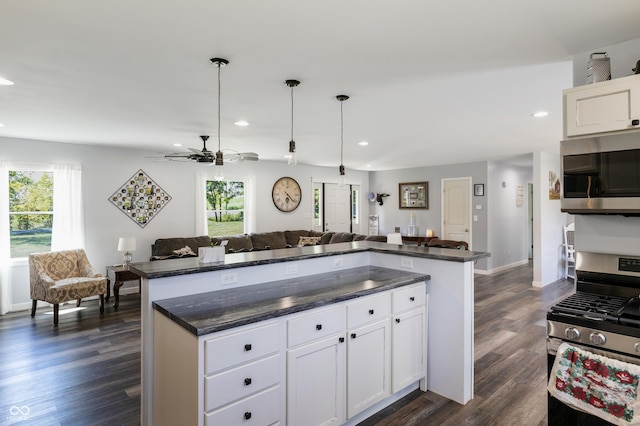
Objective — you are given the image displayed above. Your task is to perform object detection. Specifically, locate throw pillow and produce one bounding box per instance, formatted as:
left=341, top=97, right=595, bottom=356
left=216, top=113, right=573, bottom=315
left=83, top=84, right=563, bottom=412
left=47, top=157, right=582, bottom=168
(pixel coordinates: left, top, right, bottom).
left=173, top=245, right=196, bottom=257
left=298, top=236, right=321, bottom=247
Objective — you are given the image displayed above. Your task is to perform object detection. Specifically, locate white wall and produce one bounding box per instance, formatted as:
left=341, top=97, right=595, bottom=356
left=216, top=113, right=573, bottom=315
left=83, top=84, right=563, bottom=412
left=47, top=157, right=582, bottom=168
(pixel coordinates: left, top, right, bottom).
left=532, top=151, right=568, bottom=287
left=486, top=160, right=532, bottom=272
left=2, top=136, right=369, bottom=311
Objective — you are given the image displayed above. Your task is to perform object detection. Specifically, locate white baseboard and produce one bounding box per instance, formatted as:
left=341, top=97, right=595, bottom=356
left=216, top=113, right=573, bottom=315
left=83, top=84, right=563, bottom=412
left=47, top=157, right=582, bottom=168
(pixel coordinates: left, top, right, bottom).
left=474, top=258, right=529, bottom=276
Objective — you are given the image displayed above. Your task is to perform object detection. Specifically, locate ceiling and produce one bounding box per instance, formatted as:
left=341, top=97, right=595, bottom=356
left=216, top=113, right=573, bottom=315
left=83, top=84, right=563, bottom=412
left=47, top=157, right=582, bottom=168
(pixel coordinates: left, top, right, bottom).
left=2, top=1, right=640, bottom=171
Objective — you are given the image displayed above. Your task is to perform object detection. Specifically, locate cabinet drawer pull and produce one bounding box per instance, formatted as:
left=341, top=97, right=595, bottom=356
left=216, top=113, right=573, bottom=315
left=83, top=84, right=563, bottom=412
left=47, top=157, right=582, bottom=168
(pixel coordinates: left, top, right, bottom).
left=244, top=411, right=252, bottom=420
left=316, top=324, right=322, bottom=331
left=244, top=344, right=252, bottom=351
left=396, top=318, right=401, bottom=323
left=632, top=119, right=640, bottom=126
left=339, top=337, right=345, bottom=343
left=351, top=333, right=357, bottom=339
left=410, top=296, right=415, bottom=302
left=369, top=309, right=374, bottom=315
left=244, top=377, right=252, bottom=386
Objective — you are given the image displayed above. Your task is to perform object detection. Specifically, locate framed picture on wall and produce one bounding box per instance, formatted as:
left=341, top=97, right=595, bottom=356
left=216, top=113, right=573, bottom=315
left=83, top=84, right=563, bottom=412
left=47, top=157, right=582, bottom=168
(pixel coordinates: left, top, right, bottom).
left=474, top=184, right=484, bottom=196
left=399, top=182, right=428, bottom=209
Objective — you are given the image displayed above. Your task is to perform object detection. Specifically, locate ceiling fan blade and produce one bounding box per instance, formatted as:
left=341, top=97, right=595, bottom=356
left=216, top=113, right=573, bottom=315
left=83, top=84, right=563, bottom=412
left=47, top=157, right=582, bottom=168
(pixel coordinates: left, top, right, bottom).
left=188, top=147, right=204, bottom=155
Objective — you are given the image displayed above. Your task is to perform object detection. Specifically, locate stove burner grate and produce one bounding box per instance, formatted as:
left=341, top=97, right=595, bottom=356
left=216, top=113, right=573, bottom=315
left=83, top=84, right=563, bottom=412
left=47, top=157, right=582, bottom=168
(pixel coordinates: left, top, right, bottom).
left=551, top=292, right=628, bottom=320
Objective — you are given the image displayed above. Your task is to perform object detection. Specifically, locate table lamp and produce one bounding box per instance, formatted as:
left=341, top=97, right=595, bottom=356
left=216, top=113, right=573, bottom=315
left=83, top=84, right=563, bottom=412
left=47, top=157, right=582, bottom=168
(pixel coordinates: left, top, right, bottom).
left=117, top=237, right=136, bottom=266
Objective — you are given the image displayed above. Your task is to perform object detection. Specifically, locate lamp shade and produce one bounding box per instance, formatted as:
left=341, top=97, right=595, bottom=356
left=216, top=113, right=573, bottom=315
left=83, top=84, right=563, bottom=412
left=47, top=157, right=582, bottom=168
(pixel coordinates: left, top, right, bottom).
left=117, top=237, right=136, bottom=252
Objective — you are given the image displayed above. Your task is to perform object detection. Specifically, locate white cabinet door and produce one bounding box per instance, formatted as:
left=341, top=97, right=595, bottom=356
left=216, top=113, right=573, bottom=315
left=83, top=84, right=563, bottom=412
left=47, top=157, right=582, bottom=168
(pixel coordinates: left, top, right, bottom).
left=287, top=335, right=346, bottom=426
left=346, top=319, right=391, bottom=419
left=564, top=74, right=640, bottom=138
left=391, top=307, right=426, bottom=393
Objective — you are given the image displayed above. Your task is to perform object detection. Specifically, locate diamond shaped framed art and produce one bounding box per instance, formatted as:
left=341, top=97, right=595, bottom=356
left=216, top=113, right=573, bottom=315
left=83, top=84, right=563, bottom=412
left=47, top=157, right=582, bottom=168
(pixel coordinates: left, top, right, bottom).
left=108, top=169, right=171, bottom=227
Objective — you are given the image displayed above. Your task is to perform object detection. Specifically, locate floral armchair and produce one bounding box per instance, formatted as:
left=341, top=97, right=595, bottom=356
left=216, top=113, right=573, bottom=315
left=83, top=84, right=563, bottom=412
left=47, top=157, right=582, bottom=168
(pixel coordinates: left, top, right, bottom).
left=29, top=249, right=107, bottom=326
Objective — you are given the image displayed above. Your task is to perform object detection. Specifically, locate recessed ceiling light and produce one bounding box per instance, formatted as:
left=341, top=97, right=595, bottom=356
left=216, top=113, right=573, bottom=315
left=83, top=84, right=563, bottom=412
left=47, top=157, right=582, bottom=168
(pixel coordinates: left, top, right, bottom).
left=365, top=164, right=371, bottom=168
left=173, top=143, right=182, bottom=147
left=0, top=77, right=14, bottom=86
left=234, top=120, right=249, bottom=127
left=358, top=141, right=369, bottom=146
left=0, top=123, right=5, bottom=127
left=532, top=111, right=549, bottom=118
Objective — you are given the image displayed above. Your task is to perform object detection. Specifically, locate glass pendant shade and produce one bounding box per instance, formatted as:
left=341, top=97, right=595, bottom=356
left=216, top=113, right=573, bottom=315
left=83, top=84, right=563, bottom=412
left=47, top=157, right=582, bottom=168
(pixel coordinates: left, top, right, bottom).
left=288, top=140, right=297, bottom=166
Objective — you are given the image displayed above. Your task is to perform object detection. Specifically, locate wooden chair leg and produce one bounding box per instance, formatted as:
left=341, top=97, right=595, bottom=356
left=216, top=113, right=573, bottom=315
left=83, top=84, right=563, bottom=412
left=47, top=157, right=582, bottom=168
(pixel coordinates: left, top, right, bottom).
left=31, top=300, right=37, bottom=317
left=53, top=304, right=59, bottom=327
left=99, top=294, right=105, bottom=315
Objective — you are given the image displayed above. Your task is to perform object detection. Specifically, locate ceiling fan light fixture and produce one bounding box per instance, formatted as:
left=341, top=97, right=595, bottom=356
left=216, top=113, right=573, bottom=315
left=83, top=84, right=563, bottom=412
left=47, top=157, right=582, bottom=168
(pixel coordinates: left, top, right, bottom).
left=285, top=79, right=300, bottom=166
left=336, top=94, right=349, bottom=187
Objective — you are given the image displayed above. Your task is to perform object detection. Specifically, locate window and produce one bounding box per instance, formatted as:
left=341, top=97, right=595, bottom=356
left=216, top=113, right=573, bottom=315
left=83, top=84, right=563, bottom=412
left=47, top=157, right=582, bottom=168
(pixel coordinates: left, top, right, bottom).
left=205, top=179, right=245, bottom=236
left=9, top=170, right=54, bottom=258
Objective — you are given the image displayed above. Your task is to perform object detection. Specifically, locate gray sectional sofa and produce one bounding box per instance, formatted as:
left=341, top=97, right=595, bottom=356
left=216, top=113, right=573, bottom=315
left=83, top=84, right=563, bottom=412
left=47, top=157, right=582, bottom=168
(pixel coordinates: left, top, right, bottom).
left=150, top=230, right=387, bottom=260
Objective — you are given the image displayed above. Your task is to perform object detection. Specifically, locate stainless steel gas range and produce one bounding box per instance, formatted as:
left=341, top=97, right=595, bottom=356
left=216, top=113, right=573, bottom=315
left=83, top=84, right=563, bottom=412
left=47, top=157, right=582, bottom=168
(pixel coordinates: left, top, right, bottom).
left=547, top=251, right=640, bottom=425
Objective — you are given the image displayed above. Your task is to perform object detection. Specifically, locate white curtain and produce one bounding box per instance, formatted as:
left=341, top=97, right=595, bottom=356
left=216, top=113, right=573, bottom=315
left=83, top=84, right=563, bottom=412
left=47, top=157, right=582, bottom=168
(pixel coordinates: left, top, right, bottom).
left=195, top=171, right=207, bottom=236
left=0, top=162, right=10, bottom=314
left=51, top=164, right=84, bottom=250
left=244, top=175, right=256, bottom=234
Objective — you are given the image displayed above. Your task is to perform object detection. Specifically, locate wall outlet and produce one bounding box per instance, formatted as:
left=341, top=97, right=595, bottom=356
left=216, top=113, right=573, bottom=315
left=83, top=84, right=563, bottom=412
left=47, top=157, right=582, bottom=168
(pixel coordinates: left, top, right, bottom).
left=221, top=272, right=238, bottom=285
left=400, top=257, right=413, bottom=269
left=333, top=257, right=344, bottom=268
left=285, top=263, right=298, bottom=275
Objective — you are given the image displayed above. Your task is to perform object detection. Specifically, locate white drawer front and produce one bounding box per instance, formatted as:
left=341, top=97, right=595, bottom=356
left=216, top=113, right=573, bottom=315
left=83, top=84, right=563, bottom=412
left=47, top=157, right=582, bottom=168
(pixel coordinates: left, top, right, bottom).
left=287, top=305, right=345, bottom=348
left=205, top=354, right=280, bottom=411
left=392, top=283, right=425, bottom=314
left=347, top=293, right=390, bottom=329
left=205, top=385, right=280, bottom=426
left=205, top=322, right=280, bottom=374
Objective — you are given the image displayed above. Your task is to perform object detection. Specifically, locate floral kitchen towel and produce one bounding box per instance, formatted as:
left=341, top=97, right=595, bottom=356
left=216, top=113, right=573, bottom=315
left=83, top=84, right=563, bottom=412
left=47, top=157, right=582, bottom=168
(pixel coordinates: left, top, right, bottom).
left=548, top=342, right=640, bottom=425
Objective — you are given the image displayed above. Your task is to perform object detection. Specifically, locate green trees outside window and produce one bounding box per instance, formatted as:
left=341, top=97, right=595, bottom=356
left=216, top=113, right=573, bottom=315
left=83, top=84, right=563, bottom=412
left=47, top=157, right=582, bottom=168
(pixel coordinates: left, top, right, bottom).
left=205, top=180, right=244, bottom=236
left=9, top=171, right=54, bottom=258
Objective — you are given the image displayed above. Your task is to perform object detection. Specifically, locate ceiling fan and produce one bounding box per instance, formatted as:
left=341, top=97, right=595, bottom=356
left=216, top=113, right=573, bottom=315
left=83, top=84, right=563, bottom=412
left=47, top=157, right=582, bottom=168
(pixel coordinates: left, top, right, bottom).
left=163, top=135, right=259, bottom=164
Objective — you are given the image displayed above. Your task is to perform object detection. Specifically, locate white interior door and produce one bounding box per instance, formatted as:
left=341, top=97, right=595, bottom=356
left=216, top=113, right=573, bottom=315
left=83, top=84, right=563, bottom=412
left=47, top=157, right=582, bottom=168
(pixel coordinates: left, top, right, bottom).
left=442, top=178, right=472, bottom=247
left=324, top=183, right=351, bottom=232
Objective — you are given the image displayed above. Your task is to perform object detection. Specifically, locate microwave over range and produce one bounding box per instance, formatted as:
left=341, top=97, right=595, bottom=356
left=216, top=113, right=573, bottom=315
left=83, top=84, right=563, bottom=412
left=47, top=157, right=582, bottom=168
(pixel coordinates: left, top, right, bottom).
left=561, top=132, right=640, bottom=215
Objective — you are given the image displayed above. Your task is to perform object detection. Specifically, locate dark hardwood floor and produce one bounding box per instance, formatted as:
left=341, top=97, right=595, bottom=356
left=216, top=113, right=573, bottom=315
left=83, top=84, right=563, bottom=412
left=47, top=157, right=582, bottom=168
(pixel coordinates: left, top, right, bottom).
left=0, top=262, right=573, bottom=426
left=0, top=296, right=141, bottom=425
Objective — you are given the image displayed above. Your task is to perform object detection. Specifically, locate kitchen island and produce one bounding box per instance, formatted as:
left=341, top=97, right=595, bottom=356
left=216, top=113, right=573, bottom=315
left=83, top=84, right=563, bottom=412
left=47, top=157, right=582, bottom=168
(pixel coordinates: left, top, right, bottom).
left=131, top=240, right=489, bottom=425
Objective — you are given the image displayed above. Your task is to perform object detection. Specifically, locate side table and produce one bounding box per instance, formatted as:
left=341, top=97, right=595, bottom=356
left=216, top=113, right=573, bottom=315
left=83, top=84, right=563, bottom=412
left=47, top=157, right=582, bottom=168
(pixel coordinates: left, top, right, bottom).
left=105, top=265, right=141, bottom=309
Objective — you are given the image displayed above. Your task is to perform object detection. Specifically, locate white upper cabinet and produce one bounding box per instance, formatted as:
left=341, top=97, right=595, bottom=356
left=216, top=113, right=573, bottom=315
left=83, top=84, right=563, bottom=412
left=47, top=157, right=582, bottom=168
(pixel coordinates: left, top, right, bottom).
left=564, top=74, right=640, bottom=138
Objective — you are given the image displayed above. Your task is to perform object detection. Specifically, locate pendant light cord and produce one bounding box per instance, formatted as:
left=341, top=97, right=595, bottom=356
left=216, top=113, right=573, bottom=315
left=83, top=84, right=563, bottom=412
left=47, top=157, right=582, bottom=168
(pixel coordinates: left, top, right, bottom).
left=290, top=85, right=294, bottom=141
left=217, top=63, right=222, bottom=153
left=340, top=100, right=344, bottom=165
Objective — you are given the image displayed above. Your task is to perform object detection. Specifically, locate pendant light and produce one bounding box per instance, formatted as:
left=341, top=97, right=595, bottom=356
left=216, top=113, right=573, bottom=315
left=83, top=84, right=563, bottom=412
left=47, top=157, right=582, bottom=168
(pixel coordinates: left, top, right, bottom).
left=336, top=94, right=349, bottom=187
left=285, top=79, right=300, bottom=166
left=210, top=57, right=229, bottom=181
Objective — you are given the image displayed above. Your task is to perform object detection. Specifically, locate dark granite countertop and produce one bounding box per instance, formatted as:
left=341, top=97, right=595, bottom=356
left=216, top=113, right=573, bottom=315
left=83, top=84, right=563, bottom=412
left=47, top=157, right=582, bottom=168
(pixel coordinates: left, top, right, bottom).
left=131, top=240, right=489, bottom=280
left=152, top=265, right=429, bottom=336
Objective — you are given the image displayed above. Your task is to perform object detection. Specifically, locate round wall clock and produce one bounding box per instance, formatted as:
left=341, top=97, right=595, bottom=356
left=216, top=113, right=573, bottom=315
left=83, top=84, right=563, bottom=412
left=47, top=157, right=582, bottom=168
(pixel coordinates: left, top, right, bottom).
left=272, top=177, right=302, bottom=212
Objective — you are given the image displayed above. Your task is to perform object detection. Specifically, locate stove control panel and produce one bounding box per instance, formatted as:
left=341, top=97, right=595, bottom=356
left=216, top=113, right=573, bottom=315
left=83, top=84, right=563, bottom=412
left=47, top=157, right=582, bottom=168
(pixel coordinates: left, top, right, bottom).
left=548, top=320, right=640, bottom=357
